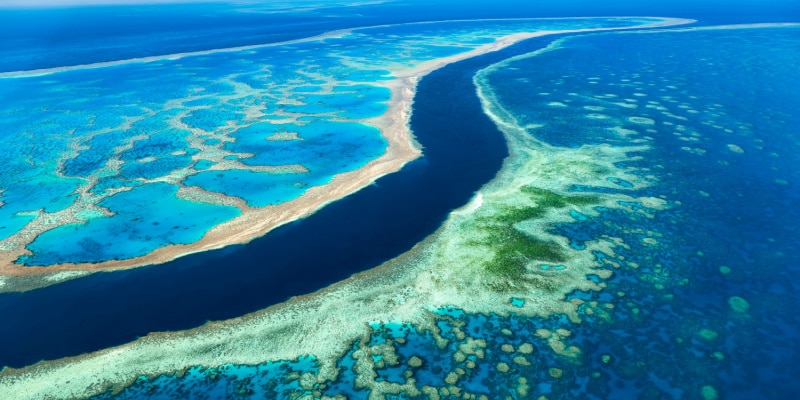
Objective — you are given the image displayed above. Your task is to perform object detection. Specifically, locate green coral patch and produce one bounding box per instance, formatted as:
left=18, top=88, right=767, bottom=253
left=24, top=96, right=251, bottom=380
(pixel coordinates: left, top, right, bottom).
left=474, top=187, right=599, bottom=283
left=520, top=186, right=598, bottom=208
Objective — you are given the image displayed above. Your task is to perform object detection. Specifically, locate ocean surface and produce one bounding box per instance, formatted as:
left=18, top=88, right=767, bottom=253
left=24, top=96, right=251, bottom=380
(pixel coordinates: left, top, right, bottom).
left=0, top=1, right=799, bottom=399
left=2, top=0, right=797, bottom=74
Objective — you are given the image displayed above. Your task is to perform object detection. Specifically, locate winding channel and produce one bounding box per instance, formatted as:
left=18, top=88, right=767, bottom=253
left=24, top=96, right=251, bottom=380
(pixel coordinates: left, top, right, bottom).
left=0, top=35, right=581, bottom=370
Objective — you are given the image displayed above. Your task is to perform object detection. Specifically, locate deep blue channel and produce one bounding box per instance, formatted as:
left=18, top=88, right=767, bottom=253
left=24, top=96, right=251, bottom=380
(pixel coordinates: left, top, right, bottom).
left=0, top=35, right=565, bottom=370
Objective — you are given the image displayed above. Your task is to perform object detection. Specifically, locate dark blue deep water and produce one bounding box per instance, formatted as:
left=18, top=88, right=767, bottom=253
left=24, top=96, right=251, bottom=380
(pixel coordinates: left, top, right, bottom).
left=1, top=2, right=800, bottom=399
left=3, top=1, right=797, bottom=73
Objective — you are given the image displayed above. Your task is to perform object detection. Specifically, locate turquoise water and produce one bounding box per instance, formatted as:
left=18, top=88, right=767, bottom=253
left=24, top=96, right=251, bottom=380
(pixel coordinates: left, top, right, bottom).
left=228, top=121, right=386, bottom=175
left=92, top=24, right=800, bottom=399
left=0, top=17, right=649, bottom=267
left=20, top=183, right=242, bottom=265
left=184, top=169, right=313, bottom=208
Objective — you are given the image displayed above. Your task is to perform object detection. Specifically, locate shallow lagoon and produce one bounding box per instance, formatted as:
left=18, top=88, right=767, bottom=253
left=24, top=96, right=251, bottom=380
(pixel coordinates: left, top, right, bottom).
left=21, top=183, right=242, bottom=265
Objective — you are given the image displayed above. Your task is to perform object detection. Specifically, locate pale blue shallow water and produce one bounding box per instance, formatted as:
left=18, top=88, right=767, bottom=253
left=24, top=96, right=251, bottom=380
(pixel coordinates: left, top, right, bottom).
left=20, top=183, right=242, bottom=265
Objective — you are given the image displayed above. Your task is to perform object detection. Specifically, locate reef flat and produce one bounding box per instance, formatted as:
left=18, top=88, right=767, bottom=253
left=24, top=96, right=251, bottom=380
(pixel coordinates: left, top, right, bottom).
left=0, top=17, right=687, bottom=292
left=2, top=17, right=751, bottom=399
